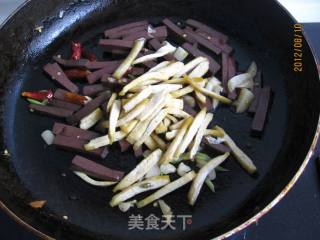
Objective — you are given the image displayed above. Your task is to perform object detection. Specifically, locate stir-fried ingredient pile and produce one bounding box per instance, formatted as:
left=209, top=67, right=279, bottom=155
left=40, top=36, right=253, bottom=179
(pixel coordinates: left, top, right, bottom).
left=22, top=18, right=272, bottom=212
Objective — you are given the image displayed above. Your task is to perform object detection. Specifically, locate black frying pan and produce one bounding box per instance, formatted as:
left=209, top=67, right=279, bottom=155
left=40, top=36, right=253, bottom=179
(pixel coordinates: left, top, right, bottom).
left=0, top=0, right=319, bottom=239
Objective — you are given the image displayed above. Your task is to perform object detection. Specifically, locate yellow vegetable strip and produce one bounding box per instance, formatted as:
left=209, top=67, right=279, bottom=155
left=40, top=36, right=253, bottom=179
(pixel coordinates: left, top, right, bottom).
left=144, top=136, right=158, bottom=151
left=113, top=149, right=163, bottom=192
left=175, top=108, right=207, bottom=158
left=84, top=131, right=127, bottom=150
left=186, top=77, right=232, bottom=104
left=117, top=99, right=149, bottom=127
left=106, top=93, right=117, bottom=113
left=190, top=113, right=214, bottom=159
left=174, top=57, right=207, bottom=78
left=120, top=119, right=138, bottom=134
left=166, top=107, right=190, bottom=118
left=108, top=100, right=121, bottom=143
left=151, top=133, right=167, bottom=150
left=170, top=86, right=194, bottom=98
left=188, top=153, right=230, bottom=205
left=134, top=109, right=168, bottom=150
left=123, top=86, right=152, bottom=112
left=137, top=91, right=167, bottom=121
left=166, top=114, right=178, bottom=123
left=160, top=117, right=193, bottom=165
left=169, top=119, right=185, bottom=130
left=113, top=38, right=146, bottom=79
left=110, top=176, right=170, bottom=207
left=119, top=72, right=168, bottom=96
left=137, top=171, right=196, bottom=208
left=216, top=126, right=257, bottom=175
left=148, top=61, right=171, bottom=73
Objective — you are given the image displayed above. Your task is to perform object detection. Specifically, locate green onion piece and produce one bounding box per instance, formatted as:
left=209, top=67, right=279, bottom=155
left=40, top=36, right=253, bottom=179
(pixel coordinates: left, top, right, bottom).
left=215, top=166, right=230, bottom=172
left=196, top=158, right=208, bottom=168
left=171, top=152, right=191, bottom=164
left=195, top=152, right=211, bottom=161
left=127, top=74, right=136, bottom=80
left=27, top=98, right=45, bottom=105
left=205, top=178, right=215, bottom=192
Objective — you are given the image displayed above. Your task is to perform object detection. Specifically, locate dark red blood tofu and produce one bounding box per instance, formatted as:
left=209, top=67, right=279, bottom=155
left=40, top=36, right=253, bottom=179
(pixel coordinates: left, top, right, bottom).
left=53, top=135, right=108, bottom=159
left=227, top=91, right=238, bottom=101
left=123, top=26, right=168, bottom=41
left=251, top=87, right=271, bottom=135
left=82, top=84, right=107, bottom=97
left=122, top=31, right=147, bottom=41
left=43, top=63, right=79, bottom=92
left=118, top=139, right=131, bottom=152
left=49, top=99, right=82, bottom=112
left=111, top=48, right=129, bottom=55
left=99, top=39, right=134, bottom=52
left=207, top=143, right=231, bottom=153
left=203, top=137, right=231, bottom=153
left=67, top=93, right=110, bottom=124
left=227, top=57, right=238, bottom=99
left=228, top=57, right=237, bottom=79
left=100, top=75, right=124, bottom=89
left=87, top=61, right=122, bottom=84
left=53, top=56, right=90, bottom=68
left=183, top=102, right=197, bottom=117
left=148, top=25, right=168, bottom=41
left=134, top=147, right=144, bottom=157
left=29, top=104, right=74, bottom=118
left=104, top=21, right=148, bottom=38
left=87, top=61, right=123, bottom=70
left=162, top=18, right=186, bottom=43
left=53, top=56, right=117, bottom=70
left=221, top=53, right=229, bottom=91
left=140, top=60, right=157, bottom=68
left=184, top=29, right=221, bottom=55
left=205, top=97, right=213, bottom=111
left=249, top=71, right=263, bottom=113
left=108, top=25, right=147, bottom=39
left=182, top=43, right=221, bottom=74
left=148, top=38, right=162, bottom=49
left=186, top=19, right=228, bottom=43
left=254, top=71, right=263, bottom=87
left=129, top=67, right=145, bottom=76
left=71, top=155, right=124, bottom=181
left=52, top=122, right=100, bottom=141
left=54, top=88, right=69, bottom=101
left=195, top=29, right=233, bottom=54
left=248, top=87, right=262, bottom=113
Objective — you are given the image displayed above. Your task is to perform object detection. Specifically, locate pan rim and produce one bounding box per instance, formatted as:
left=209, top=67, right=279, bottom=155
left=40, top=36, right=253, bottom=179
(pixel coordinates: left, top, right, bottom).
left=0, top=1, right=319, bottom=240
left=214, top=120, right=320, bottom=239
left=213, top=3, right=320, bottom=238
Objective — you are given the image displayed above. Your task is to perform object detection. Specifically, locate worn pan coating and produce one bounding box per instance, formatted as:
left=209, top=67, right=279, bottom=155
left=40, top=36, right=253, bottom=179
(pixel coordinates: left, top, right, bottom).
left=0, top=0, right=319, bottom=239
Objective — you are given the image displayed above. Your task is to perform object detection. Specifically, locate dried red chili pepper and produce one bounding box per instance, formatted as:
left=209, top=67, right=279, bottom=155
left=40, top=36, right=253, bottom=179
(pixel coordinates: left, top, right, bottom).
left=21, top=90, right=53, bottom=101
left=64, top=92, right=88, bottom=105
left=64, top=69, right=91, bottom=80
left=82, top=49, right=97, bottom=62
left=71, top=42, right=82, bottom=60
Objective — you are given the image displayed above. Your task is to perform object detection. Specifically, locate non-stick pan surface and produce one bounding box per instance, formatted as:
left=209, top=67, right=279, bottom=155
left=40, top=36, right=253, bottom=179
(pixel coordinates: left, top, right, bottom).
left=0, top=0, right=319, bottom=239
